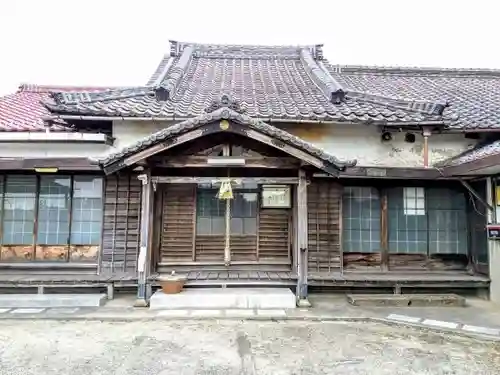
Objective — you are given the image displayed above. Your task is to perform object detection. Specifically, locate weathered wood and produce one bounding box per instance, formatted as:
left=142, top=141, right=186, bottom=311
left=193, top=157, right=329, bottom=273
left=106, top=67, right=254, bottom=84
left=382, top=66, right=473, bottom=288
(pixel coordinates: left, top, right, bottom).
left=135, top=172, right=153, bottom=306
left=230, top=235, right=258, bottom=261
left=160, top=184, right=196, bottom=262
left=224, top=198, right=231, bottom=265
left=296, top=169, right=308, bottom=302
left=32, top=176, right=40, bottom=259
left=153, top=176, right=299, bottom=184
left=158, top=156, right=299, bottom=169
left=343, top=253, right=382, bottom=270
left=308, top=180, right=342, bottom=273
left=258, top=209, right=290, bottom=261
left=123, top=129, right=205, bottom=167
left=101, top=174, right=142, bottom=272
left=315, top=167, right=446, bottom=180
left=388, top=253, right=468, bottom=271
left=380, top=191, right=389, bottom=271
left=245, top=129, right=339, bottom=175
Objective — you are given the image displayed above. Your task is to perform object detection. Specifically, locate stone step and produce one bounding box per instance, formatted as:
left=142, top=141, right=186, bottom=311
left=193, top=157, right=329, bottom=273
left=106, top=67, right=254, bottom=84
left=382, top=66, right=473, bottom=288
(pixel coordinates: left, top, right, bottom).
left=0, top=294, right=107, bottom=308
left=150, top=288, right=296, bottom=310
left=347, top=294, right=466, bottom=307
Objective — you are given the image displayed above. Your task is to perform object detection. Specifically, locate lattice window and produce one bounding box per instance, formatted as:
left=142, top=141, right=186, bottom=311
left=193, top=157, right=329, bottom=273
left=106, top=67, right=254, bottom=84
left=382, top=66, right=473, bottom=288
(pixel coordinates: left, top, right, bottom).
left=387, top=187, right=467, bottom=254
left=196, top=188, right=226, bottom=235
left=0, top=174, right=104, bottom=261
left=71, top=176, right=103, bottom=245
left=2, top=176, right=37, bottom=245
left=196, top=184, right=259, bottom=235
left=342, top=187, right=381, bottom=253
left=388, top=187, right=428, bottom=253
left=37, top=176, right=71, bottom=245
left=231, top=192, right=258, bottom=235
left=427, top=188, right=467, bottom=254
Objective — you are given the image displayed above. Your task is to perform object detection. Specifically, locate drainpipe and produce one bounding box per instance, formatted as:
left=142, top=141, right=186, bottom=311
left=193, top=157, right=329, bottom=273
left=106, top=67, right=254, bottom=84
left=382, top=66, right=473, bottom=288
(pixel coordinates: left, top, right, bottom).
left=422, top=128, right=432, bottom=168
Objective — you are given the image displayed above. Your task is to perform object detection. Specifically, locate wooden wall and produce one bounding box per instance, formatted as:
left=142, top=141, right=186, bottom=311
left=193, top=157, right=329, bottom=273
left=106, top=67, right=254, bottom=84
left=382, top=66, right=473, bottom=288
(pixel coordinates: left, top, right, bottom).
left=307, top=180, right=342, bottom=273
left=101, top=173, right=142, bottom=273
left=158, top=184, right=290, bottom=264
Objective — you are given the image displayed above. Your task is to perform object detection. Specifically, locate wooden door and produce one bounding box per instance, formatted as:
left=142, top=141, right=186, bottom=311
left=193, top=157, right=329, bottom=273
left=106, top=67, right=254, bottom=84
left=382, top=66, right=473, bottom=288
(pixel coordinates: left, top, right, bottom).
left=159, top=184, right=196, bottom=262
left=158, top=182, right=291, bottom=265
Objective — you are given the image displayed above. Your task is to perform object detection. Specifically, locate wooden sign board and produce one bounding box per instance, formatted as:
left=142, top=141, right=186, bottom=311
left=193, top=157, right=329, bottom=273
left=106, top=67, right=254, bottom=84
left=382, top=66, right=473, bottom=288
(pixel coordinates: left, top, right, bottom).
left=261, top=185, right=291, bottom=208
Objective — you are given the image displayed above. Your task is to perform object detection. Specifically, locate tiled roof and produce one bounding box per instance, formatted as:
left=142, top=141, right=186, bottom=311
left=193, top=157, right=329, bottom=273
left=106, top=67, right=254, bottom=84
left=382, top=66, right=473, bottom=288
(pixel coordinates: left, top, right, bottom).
left=436, top=139, right=500, bottom=167
left=0, top=84, right=113, bottom=132
left=44, top=41, right=449, bottom=125
left=99, top=95, right=357, bottom=175
left=326, top=65, right=500, bottom=130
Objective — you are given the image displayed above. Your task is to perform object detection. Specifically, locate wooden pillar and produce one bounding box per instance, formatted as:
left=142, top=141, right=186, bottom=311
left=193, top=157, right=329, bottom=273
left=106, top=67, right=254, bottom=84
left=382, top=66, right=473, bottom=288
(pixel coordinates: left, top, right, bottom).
left=296, top=169, right=310, bottom=307
left=380, top=191, right=389, bottom=271
left=134, top=171, right=153, bottom=307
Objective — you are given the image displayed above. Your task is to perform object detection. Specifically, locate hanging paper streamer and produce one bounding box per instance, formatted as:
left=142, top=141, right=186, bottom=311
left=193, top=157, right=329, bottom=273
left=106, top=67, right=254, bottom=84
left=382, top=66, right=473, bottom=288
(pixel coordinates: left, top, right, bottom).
left=217, top=179, right=234, bottom=200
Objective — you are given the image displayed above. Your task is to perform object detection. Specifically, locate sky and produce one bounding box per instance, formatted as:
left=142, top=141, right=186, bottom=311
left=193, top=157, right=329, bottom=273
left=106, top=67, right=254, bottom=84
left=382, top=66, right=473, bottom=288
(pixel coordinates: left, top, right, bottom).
left=0, top=0, right=498, bottom=95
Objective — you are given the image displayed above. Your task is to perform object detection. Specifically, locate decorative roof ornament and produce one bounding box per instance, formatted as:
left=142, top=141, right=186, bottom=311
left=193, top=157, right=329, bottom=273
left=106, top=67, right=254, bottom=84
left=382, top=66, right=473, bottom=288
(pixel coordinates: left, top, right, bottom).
left=205, top=94, right=246, bottom=114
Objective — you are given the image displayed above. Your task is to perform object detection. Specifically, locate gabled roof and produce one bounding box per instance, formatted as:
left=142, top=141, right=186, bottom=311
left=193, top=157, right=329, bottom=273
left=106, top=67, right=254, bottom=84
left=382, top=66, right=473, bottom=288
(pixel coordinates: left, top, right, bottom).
left=99, top=95, right=357, bottom=175
left=0, top=84, right=113, bottom=132
left=44, top=40, right=449, bottom=125
left=326, top=65, right=500, bottom=130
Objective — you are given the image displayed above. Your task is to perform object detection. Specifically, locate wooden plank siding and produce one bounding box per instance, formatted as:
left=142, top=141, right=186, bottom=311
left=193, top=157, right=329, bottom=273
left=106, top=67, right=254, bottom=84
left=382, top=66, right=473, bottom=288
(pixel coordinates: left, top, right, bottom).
left=160, top=184, right=196, bottom=261
left=307, top=180, right=342, bottom=273
left=258, top=209, right=290, bottom=261
left=101, top=174, right=142, bottom=272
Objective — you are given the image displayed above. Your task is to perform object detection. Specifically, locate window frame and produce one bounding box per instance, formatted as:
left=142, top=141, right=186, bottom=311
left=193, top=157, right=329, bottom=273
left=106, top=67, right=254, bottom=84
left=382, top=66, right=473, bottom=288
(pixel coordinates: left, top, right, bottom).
left=0, top=174, right=104, bottom=262
left=195, top=183, right=260, bottom=236
left=342, top=184, right=469, bottom=257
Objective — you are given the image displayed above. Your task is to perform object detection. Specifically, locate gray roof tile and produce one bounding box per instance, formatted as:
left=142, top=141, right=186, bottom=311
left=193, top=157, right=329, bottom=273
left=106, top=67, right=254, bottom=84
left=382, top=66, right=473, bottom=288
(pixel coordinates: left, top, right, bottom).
left=436, top=139, right=500, bottom=167
left=44, top=41, right=448, bottom=125
left=99, top=95, right=357, bottom=174
left=326, top=65, right=500, bottom=130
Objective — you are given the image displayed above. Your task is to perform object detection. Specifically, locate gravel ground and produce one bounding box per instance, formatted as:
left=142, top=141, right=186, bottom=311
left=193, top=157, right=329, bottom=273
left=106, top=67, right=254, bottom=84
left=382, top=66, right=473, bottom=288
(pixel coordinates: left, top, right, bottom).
left=0, top=320, right=499, bottom=374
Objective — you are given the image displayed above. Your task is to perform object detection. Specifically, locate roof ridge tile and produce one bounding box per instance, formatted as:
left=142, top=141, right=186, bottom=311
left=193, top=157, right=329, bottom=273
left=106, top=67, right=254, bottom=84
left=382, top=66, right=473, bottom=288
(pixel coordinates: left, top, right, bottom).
left=168, top=40, right=322, bottom=59
left=333, top=64, right=500, bottom=77
left=300, top=50, right=345, bottom=104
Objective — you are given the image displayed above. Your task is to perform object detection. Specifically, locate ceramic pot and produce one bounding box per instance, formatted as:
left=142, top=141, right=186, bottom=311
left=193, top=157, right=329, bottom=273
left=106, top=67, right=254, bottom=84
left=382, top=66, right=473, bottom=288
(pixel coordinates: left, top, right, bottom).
left=158, top=272, right=187, bottom=294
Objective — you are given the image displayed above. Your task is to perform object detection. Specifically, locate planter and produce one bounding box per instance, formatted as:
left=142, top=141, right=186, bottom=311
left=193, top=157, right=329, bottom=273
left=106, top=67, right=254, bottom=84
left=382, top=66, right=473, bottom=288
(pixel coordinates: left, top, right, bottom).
left=158, top=272, right=187, bottom=294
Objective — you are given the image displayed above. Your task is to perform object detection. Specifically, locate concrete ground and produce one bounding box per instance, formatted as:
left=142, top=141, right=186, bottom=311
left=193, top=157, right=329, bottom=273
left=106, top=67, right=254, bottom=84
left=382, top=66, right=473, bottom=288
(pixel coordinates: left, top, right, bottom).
left=0, top=320, right=499, bottom=374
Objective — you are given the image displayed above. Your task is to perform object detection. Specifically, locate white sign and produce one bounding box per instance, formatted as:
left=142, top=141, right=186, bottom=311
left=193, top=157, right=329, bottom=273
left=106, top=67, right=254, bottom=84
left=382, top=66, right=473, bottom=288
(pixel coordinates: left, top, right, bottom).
left=261, top=185, right=291, bottom=208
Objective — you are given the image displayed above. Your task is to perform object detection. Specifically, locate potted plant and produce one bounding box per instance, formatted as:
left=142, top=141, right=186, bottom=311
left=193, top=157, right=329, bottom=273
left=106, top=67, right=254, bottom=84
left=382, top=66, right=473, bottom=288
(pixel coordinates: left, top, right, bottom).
left=157, top=271, right=187, bottom=294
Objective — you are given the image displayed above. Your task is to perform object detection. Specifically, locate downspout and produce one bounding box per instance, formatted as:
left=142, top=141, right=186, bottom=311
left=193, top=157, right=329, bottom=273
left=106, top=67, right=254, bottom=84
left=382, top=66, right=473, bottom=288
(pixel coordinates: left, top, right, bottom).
left=422, top=128, right=431, bottom=168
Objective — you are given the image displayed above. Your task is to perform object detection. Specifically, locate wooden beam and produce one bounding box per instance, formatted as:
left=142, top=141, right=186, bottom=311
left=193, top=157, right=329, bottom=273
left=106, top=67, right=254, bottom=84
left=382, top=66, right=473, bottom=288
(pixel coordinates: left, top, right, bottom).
left=296, top=169, right=310, bottom=306
left=152, top=176, right=300, bottom=184
left=122, top=129, right=206, bottom=167
left=156, top=156, right=300, bottom=169
left=134, top=171, right=153, bottom=307
left=315, top=167, right=445, bottom=180
left=244, top=129, right=337, bottom=175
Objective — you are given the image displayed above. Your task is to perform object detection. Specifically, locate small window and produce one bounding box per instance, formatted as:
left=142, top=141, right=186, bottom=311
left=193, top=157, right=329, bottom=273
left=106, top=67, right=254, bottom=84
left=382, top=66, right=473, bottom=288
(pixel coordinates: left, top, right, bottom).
left=403, top=187, right=425, bottom=216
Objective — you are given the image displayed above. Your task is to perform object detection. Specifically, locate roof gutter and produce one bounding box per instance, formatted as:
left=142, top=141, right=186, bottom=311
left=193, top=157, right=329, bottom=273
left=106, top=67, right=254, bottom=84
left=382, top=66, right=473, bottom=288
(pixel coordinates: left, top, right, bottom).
left=0, top=131, right=112, bottom=144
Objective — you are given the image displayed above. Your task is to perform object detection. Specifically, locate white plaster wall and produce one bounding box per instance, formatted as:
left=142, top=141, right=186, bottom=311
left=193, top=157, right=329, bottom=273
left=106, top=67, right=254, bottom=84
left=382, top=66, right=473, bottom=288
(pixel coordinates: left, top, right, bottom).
left=112, top=120, right=175, bottom=150
left=0, top=121, right=476, bottom=167
left=281, top=123, right=476, bottom=167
